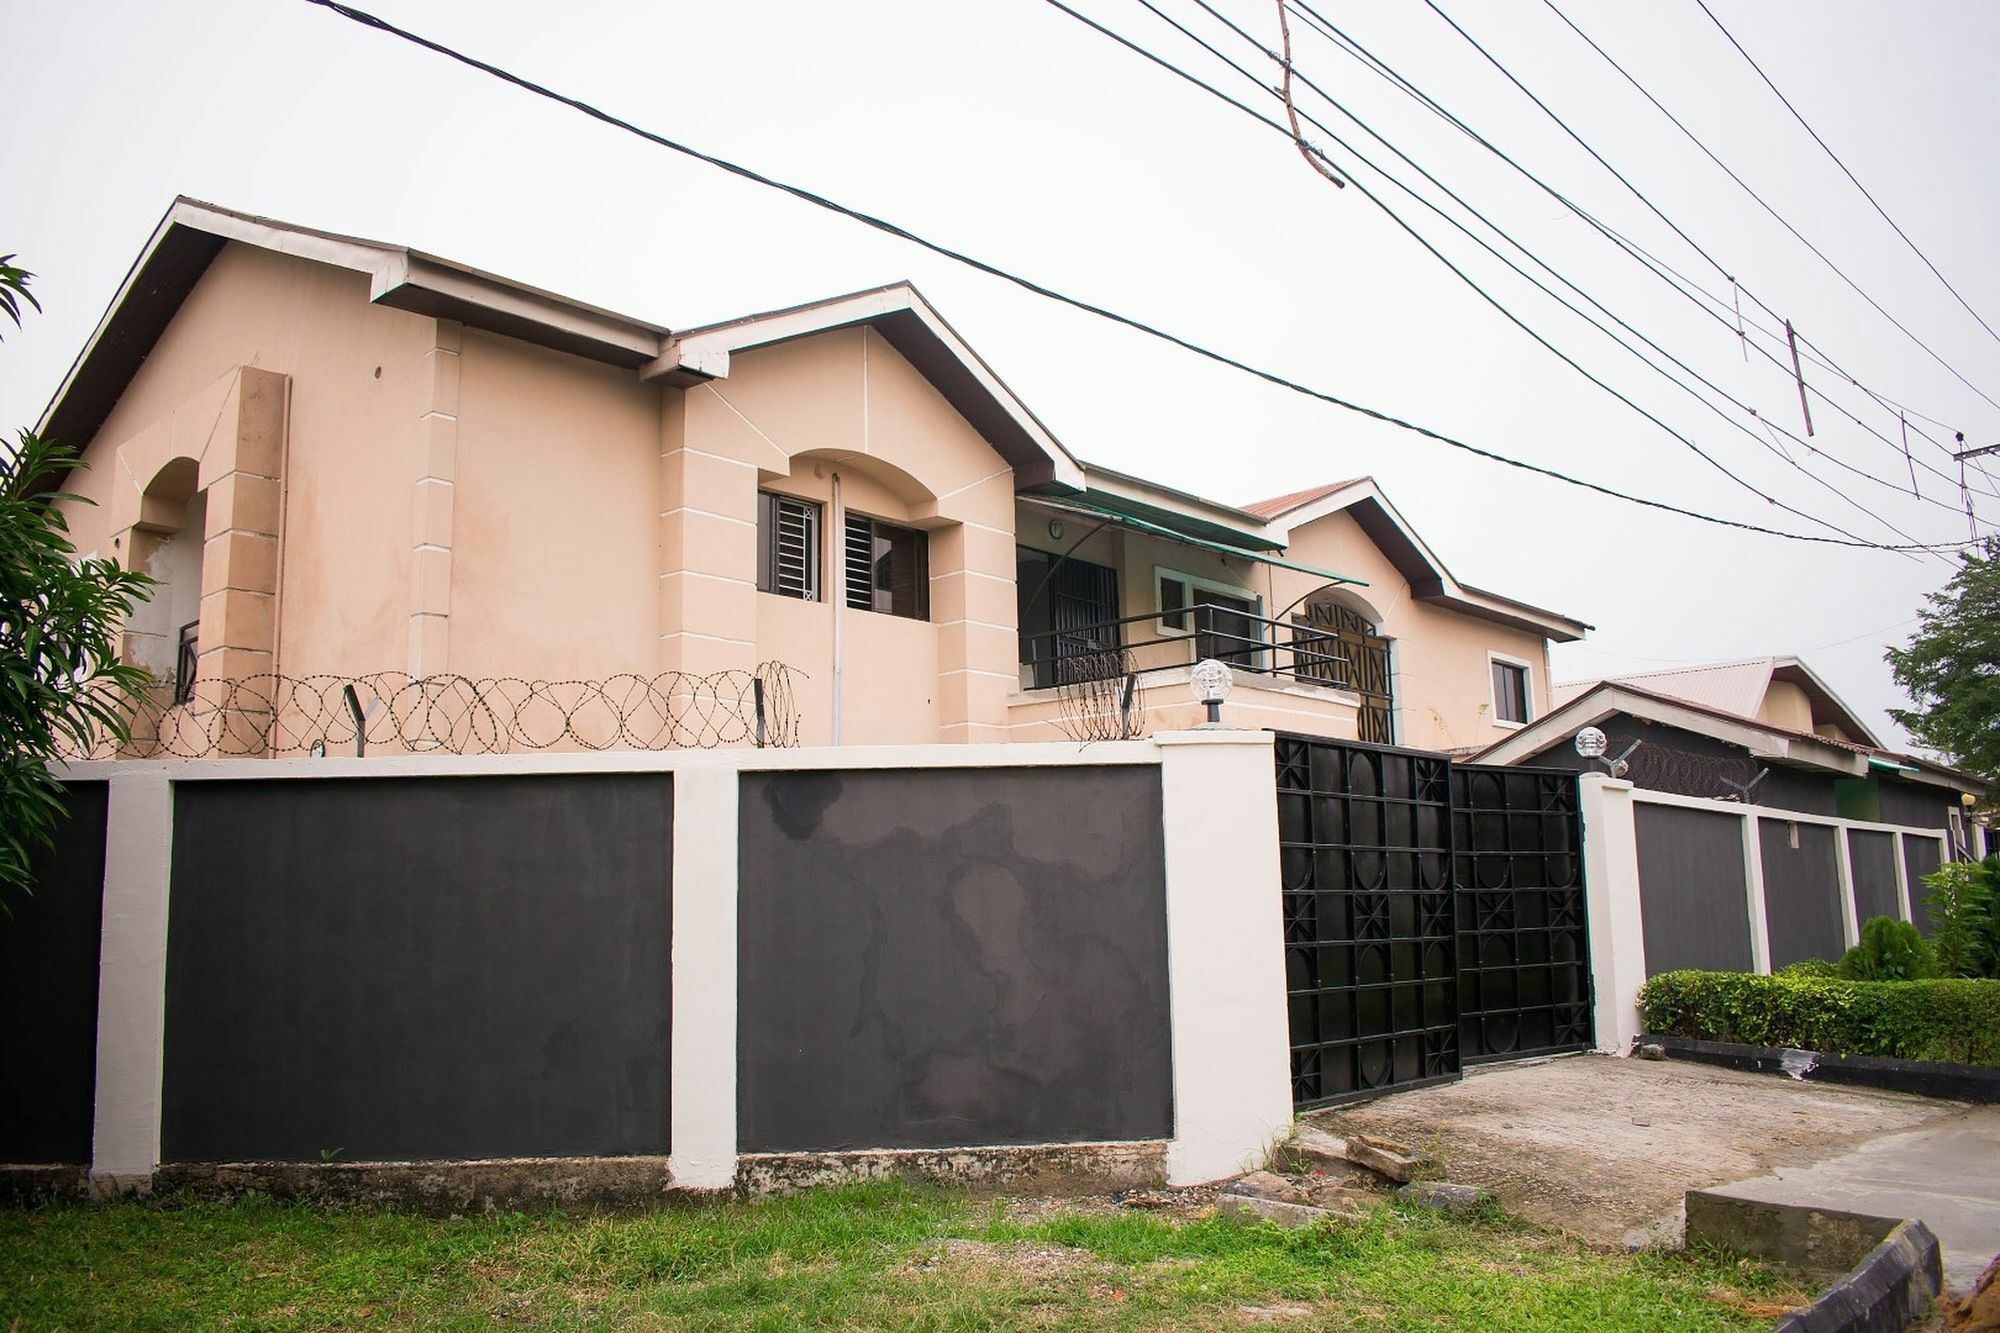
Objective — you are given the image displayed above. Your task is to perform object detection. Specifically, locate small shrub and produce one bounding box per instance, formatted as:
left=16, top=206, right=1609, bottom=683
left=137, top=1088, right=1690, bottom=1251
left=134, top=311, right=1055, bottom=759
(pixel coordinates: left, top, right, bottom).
left=1837, top=916, right=1937, bottom=981
left=1639, top=969, right=2000, bottom=1067
left=1923, top=857, right=1998, bottom=979
left=1778, top=958, right=1838, bottom=979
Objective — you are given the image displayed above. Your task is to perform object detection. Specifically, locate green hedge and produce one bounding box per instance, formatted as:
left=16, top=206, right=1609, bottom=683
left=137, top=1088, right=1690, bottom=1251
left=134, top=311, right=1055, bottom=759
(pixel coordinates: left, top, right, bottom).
left=1639, top=969, right=2000, bottom=1068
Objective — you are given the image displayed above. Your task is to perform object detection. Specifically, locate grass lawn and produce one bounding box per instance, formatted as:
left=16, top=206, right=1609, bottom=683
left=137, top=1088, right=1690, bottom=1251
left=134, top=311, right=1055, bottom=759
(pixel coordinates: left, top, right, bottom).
left=0, top=1181, right=1807, bottom=1330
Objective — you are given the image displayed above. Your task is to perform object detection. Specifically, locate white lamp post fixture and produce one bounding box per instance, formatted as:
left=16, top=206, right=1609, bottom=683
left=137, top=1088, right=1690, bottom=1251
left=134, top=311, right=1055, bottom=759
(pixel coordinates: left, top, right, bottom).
left=1574, top=725, right=1639, bottom=778
left=1190, top=658, right=1233, bottom=726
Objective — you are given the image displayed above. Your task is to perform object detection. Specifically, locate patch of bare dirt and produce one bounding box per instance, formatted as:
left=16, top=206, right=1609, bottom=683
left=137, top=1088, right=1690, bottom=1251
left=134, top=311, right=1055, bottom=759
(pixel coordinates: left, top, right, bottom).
left=1310, top=1053, right=1959, bottom=1247
left=904, top=1238, right=1098, bottom=1281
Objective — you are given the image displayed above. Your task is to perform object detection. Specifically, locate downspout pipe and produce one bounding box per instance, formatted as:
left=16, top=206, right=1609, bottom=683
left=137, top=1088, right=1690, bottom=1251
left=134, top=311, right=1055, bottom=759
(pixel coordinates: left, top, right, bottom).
left=831, top=470, right=843, bottom=746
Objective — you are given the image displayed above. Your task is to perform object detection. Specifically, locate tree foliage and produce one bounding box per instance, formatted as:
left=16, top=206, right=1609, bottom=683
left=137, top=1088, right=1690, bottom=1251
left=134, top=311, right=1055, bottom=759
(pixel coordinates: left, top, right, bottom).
left=1, top=260, right=155, bottom=904
left=1887, top=537, right=2000, bottom=786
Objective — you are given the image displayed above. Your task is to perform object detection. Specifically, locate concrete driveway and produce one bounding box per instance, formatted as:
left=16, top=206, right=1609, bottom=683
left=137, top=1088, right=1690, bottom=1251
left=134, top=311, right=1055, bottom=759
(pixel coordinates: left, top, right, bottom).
left=1307, top=1052, right=1995, bottom=1288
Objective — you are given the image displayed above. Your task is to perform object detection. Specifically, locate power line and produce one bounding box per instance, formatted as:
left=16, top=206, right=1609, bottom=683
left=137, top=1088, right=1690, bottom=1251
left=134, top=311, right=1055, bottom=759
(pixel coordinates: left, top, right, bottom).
left=1418, top=0, right=2000, bottom=416
left=1535, top=0, right=2000, bottom=497
left=1124, top=0, right=1963, bottom=550
left=1694, top=0, right=2000, bottom=352
left=297, top=0, right=1970, bottom=553
left=1544, top=0, right=2000, bottom=399
left=1283, top=0, right=2000, bottom=505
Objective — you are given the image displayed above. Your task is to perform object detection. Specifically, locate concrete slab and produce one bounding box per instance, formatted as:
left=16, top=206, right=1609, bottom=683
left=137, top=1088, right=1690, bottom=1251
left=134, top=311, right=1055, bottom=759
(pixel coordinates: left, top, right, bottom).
left=1700, top=1107, right=2000, bottom=1295
left=1310, top=1053, right=1960, bottom=1249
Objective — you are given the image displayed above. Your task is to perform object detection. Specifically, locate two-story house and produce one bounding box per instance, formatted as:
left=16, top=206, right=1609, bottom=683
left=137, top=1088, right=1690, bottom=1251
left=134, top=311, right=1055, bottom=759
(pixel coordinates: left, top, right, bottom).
left=41, top=199, right=1586, bottom=755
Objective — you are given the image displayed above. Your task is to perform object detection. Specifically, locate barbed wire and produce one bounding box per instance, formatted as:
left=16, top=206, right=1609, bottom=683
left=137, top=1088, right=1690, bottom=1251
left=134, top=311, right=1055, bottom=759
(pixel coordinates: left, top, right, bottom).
left=1621, top=741, right=1768, bottom=802
left=65, top=664, right=803, bottom=759
left=1051, top=647, right=1148, bottom=743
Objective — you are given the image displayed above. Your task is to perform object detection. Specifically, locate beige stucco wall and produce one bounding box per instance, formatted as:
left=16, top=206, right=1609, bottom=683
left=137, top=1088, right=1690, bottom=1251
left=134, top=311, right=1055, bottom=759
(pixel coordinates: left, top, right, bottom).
left=1759, top=680, right=1814, bottom=734
left=448, top=328, right=661, bottom=679
left=674, top=324, right=1017, bottom=744
left=61, top=243, right=437, bottom=681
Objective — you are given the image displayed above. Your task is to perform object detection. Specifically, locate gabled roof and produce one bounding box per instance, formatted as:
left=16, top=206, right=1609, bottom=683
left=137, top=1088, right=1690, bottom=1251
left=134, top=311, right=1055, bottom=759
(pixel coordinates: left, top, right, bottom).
left=1251, top=477, right=1591, bottom=642
left=1472, top=679, right=1984, bottom=796
left=38, top=199, right=1085, bottom=491
left=649, top=282, right=1084, bottom=489
left=1551, top=656, right=1882, bottom=747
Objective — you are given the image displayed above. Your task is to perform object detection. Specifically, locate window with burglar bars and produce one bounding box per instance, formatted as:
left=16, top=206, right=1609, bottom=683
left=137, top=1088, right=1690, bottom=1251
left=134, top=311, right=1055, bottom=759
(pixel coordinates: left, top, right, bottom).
left=756, top=492, right=821, bottom=601
left=1017, top=548, right=1121, bottom=689
left=845, top=513, right=929, bottom=619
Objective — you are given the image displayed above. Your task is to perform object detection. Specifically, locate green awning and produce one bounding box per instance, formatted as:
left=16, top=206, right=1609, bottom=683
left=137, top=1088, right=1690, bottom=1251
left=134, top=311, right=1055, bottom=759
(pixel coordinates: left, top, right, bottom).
left=1027, top=494, right=1367, bottom=587
left=1867, top=756, right=1921, bottom=776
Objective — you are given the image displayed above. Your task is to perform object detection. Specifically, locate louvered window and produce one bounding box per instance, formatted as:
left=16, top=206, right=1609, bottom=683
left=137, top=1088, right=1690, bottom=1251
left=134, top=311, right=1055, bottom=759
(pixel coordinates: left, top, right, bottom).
left=756, top=492, right=820, bottom=601
left=844, top=513, right=928, bottom=619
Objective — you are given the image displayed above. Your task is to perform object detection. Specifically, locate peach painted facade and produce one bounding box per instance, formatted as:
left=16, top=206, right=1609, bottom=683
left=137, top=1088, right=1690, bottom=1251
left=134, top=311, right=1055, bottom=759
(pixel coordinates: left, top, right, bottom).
left=44, top=200, right=1586, bottom=754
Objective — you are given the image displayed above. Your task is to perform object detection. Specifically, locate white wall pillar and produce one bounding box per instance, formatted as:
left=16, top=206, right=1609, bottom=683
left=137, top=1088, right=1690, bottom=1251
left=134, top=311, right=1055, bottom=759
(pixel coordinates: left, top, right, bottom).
left=1578, top=774, right=1647, bottom=1055
left=1892, top=831, right=1912, bottom=922
left=668, top=765, right=739, bottom=1190
left=1833, top=823, right=1860, bottom=949
left=1155, top=729, right=1292, bottom=1186
left=1741, top=814, right=1772, bottom=974
left=91, top=768, right=173, bottom=1189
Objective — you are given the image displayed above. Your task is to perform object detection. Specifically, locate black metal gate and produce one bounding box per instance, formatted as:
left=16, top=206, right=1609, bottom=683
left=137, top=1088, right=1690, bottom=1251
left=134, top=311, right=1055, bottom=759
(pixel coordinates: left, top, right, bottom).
left=1450, top=764, right=1592, bottom=1064
left=1275, top=735, right=1590, bottom=1109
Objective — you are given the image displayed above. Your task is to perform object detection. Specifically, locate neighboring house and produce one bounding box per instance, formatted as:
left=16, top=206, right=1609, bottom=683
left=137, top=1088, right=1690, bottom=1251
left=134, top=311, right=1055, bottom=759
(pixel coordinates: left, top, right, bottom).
left=1476, top=657, right=1988, bottom=855
left=41, top=198, right=1584, bottom=754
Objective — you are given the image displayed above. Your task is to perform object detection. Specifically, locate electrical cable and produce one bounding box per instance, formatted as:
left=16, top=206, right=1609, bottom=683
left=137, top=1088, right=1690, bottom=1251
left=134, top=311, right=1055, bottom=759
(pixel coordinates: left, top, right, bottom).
left=1420, top=0, right=2000, bottom=416
left=296, top=0, right=1972, bottom=552
left=1547, top=0, right=2000, bottom=392
left=1284, top=0, right=2000, bottom=500
left=1694, top=0, right=2000, bottom=352
left=1138, top=0, right=1975, bottom=548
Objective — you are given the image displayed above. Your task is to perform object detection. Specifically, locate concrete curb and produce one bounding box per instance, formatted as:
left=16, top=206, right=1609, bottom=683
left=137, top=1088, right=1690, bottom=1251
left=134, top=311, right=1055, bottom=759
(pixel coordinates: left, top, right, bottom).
left=1687, top=1189, right=1942, bottom=1332
left=1770, top=1219, right=1943, bottom=1333
left=1643, top=1034, right=2000, bottom=1103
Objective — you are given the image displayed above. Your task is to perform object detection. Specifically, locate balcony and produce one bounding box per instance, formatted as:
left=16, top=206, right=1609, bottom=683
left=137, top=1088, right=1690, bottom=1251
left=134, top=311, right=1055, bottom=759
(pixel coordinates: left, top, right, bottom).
left=1011, top=602, right=1392, bottom=743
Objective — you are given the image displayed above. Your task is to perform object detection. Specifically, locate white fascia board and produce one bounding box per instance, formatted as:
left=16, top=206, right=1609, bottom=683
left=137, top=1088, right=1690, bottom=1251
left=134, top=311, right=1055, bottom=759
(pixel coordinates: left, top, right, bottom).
left=1473, top=686, right=1877, bottom=776
left=654, top=285, right=1087, bottom=491
left=373, top=254, right=667, bottom=363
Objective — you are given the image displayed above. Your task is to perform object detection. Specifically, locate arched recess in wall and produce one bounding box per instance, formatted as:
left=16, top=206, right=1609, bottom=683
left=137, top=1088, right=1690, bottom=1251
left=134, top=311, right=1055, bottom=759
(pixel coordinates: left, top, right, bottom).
left=1291, top=584, right=1395, bottom=744
left=122, top=457, right=208, bottom=705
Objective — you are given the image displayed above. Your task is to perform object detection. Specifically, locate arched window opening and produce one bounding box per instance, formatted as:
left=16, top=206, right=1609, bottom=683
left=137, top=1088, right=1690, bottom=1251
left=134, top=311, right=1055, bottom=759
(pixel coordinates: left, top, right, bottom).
left=123, top=459, right=207, bottom=707
left=1291, top=588, right=1394, bottom=743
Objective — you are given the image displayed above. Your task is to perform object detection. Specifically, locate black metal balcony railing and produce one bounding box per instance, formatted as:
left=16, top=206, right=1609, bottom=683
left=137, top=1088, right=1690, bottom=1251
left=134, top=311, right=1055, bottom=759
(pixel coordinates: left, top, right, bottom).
left=173, top=620, right=199, bottom=707
left=1019, top=602, right=1353, bottom=691
left=1020, top=600, right=1398, bottom=744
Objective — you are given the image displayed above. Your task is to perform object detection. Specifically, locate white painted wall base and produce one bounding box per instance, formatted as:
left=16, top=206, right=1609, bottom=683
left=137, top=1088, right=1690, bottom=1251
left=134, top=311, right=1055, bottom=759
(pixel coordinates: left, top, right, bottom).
left=90, top=769, right=173, bottom=1184
left=1156, top=730, right=1293, bottom=1186
left=1579, top=774, right=1646, bottom=1056
left=666, top=766, right=739, bottom=1190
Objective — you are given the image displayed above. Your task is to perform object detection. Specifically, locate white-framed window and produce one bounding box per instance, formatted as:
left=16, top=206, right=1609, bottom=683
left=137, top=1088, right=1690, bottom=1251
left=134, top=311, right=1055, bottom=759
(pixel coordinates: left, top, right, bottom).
left=756, top=491, right=821, bottom=601
left=1156, top=566, right=1262, bottom=667
left=1489, top=652, right=1533, bottom=727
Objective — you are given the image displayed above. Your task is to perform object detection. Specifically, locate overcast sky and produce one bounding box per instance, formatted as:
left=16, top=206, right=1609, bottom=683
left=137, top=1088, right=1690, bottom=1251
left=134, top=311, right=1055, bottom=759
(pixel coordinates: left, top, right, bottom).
left=5, top=0, right=1995, bottom=749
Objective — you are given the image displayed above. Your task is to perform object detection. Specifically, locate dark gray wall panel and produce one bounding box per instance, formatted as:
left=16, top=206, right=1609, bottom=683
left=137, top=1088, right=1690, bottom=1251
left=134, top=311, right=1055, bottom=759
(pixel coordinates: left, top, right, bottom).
left=1758, top=819, right=1844, bottom=968
left=1635, top=803, right=1754, bottom=974
left=0, top=783, right=107, bottom=1165
left=738, top=767, right=1172, bottom=1152
left=1903, top=836, right=1943, bottom=936
left=163, top=774, right=672, bottom=1163
left=1847, top=830, right=1901, bottom=927
left=1877, top=779, right=1951, bottom=831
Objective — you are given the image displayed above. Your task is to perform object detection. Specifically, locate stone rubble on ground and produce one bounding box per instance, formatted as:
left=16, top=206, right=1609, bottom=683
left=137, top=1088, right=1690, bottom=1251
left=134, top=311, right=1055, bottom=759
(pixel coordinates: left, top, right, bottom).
left=1396, top=1180, right=1490, bottom=1212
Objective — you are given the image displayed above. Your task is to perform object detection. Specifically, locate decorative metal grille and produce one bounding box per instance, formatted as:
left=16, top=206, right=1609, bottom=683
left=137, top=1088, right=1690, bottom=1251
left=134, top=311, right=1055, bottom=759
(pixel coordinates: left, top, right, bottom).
left=61, top=663, right=803, bottom=759
left=1449, top=764, right=1592, bottom=1063
left=1275, top=733, right=1460, bottom=1108
left=1290, top=603, right=1394, bottom=743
